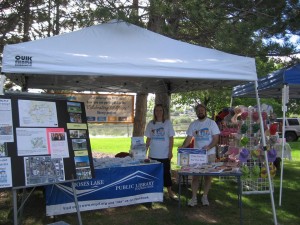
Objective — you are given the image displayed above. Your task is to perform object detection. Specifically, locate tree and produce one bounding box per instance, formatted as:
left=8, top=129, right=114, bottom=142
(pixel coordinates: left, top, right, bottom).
left=1, top=0, right=299, bottom=127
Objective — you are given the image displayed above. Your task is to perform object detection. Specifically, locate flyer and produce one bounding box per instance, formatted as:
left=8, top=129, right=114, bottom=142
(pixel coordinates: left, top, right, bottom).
left=0, top=99, right=14, bottom=142
left=0, top=157, right=12, bottom=188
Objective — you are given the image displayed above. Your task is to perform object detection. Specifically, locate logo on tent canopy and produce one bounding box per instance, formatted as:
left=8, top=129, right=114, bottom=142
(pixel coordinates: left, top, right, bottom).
left=15, top=55, right=32, bottom=67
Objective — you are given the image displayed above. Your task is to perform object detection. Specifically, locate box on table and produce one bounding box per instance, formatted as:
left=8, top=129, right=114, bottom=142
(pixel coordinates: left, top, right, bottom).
left=177, top=148, right=207, bottom=166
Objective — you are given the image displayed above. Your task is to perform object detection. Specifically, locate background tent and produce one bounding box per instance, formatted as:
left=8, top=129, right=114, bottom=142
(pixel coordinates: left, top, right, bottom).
left=1, top=20, right=256, bottom=93
left=232, top=63, right=300, bottom=207
left=232, top=64, right=300, bottom=99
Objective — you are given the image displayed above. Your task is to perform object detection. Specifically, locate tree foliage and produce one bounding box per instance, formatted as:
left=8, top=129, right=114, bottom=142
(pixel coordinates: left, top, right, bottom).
left=0, top=0, right=299, bottom=115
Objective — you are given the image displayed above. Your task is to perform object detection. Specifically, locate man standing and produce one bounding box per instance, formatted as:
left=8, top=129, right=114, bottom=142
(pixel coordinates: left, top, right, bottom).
left=180, top=103, right=220, bottom=206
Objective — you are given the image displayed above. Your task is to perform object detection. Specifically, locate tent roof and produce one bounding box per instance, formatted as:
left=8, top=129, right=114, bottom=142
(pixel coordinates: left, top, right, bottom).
left=2, top=20, right=257, bottom=93
left=232, top=64, right=300, bottom=99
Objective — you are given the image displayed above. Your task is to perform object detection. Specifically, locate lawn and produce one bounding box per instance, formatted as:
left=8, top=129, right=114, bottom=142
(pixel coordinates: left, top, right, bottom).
left=0, top=138, right=299, bottom=225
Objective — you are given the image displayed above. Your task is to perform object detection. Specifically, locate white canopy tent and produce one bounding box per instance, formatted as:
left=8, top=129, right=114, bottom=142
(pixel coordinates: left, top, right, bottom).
left=1, top=20, right=257, bottom=93
left=1, top=20, right=278, bottom=224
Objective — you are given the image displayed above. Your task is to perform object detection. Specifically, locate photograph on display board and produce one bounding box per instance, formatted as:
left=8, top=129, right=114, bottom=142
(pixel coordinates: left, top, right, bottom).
left=67, top=101, right=82, bottom=113
left=71, top=139, right=87, bottom=150
left=50, top=132, right=66, bottom=141
left=74, top=156, right=90, bottom=168
left=0, top=143, right=8, bottom=156
left=69, top=112, right=82, bottom=123
left=69, top=130, right=87, bottom=139
left=86, top=116, right=96, bottom=122
left=76, top=167, right=92, bottom=180
left=24, top=156, right=65, bottom=185
left=0, top=126, right=13, bottom=142
left=97, top=117, right=107, bottom=122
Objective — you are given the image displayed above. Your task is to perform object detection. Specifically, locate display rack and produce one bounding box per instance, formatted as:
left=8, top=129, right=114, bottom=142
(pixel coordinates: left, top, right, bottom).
left=217, top=106, right=277, bottom=195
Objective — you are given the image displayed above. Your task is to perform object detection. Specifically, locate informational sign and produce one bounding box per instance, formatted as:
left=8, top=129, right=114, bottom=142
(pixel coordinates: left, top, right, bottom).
left=45, top=163, right=163, bottom=216
left=177, top=148, right=207, bottom=166
left=64, top=94, right=134, bottom=123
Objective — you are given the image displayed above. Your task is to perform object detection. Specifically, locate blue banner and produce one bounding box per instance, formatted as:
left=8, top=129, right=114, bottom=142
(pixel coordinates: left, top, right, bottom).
left=45, top=163, right=163, bottom=216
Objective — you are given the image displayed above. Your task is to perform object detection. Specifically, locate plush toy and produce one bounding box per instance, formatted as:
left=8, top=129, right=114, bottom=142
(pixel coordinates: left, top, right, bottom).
left=251, top=165, right=260, bottom=179
left=269, top=123, right=278, bottom=135
left=240, top=111, right=249, bottom=120
left=260, top=163, right=276, bottom=178
left=231, top=106, right=247, bottom=124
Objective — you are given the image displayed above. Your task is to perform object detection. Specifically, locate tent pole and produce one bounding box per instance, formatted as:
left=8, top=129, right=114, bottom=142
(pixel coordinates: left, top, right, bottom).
left=279, top=85, right=288, bottom=206
left=254, top=81, right=278, bottom=225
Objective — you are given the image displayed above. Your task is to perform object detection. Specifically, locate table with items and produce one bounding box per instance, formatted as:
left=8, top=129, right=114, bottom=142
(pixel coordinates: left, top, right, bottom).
left=177, top=162, right=243, bottom=225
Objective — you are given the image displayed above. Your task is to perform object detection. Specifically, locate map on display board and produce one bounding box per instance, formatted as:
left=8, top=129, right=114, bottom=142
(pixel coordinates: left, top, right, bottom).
left=0, top=94, right=94, bottom=188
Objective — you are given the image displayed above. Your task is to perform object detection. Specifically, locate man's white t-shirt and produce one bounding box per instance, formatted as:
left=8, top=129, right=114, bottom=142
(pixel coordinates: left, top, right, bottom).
left=145, top=120, right=175, bottom=159
left=186, top=118, right=220, bottom=155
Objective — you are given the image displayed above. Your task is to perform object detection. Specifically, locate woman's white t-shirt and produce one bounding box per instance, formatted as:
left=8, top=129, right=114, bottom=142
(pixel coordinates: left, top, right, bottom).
left=145, top=120, right=175, bottom=159
left=186, top=118, right=220, bottom=155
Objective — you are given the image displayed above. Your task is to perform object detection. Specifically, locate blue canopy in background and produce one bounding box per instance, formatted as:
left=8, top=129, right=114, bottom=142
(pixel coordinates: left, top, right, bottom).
left=232, top=64, right=300, bottom=99
left=232, top=63, right=300, bottom=208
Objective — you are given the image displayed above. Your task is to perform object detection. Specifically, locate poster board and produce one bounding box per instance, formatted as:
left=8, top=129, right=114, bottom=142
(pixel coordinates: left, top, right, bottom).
left=0, top=93, right=94, bottom=188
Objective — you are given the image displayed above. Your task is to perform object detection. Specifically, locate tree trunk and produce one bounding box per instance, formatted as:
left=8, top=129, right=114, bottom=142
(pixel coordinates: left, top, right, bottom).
left=132, top=93, right=148, bottom=137
left=54, top=0, right=60, bottom=35
left=130, top=0, right=148, bottom=137
left=22, top=0, right=31, bottom=42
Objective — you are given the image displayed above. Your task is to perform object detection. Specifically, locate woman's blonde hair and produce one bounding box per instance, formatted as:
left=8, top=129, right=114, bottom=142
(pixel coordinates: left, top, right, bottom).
left=152, top=104, right=165, bottom=124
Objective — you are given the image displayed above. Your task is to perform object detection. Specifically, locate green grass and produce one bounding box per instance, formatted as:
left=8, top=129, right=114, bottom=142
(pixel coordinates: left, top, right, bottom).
left=91, top=137, right=185, bottom=167
left=1, top=138, right=299, bottom=225
left=91, top=137, right=300, bottom=225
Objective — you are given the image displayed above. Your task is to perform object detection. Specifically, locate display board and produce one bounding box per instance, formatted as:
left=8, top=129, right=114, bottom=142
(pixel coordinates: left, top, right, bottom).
left=0, top=93, right=94, bottom=188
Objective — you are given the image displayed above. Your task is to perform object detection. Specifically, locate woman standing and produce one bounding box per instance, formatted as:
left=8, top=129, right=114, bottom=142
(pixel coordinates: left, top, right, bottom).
left=145, top=104, right=178, bottom=200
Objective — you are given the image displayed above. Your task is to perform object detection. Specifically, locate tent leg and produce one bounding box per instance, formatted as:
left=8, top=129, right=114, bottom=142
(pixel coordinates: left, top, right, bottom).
left=279, top=85, right=288, bottom=206
left=254, top=81, right=278, bottom=225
